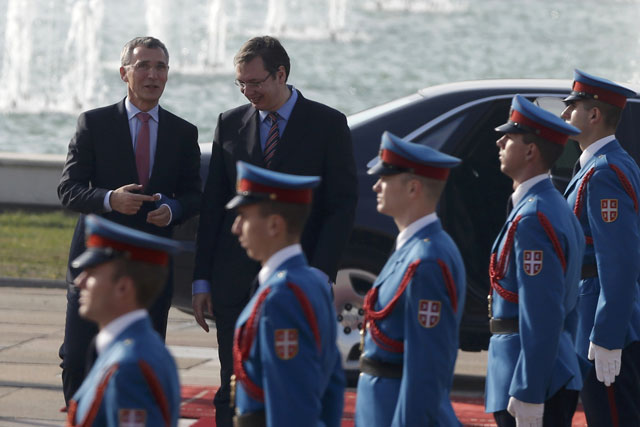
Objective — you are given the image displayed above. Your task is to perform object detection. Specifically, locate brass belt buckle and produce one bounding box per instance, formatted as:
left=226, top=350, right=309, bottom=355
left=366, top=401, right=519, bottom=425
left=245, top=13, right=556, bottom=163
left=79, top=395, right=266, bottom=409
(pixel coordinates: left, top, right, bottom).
left=487, top=294, right=493, bottom=319
left=360, top=322, right=368, bottom=352
left=230, top=374, right=236, bottom=409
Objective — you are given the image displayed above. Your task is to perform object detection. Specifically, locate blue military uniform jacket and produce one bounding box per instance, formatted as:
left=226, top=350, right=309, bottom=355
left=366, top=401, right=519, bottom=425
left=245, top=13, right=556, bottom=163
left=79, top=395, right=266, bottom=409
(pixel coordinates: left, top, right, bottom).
left=485, top=179, right=584, bottom=413
left=564, top=139, right=640, bottom=360
left=355, top=218, right=466, bottom=426
left=233, top=253, right=345, bottom=426
left=67, top=316, right=180, bottom=426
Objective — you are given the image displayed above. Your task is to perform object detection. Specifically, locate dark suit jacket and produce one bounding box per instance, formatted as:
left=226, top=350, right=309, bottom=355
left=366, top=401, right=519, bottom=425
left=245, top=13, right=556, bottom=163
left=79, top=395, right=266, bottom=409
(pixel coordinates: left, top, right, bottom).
left=194, top=91, right=357, bottom=308
left=59, top=98, right=202, bottom=281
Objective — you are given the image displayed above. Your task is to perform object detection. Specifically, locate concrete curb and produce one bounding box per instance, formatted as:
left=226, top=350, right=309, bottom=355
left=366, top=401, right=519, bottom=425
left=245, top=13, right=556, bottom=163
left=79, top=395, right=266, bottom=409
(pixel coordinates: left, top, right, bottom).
left=0, top=276, right=66, bottom=289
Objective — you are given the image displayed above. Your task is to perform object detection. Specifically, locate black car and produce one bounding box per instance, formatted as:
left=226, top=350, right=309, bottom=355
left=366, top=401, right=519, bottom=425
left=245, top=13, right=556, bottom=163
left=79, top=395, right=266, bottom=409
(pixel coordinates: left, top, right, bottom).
left=172, top=78, right=640, bottom=374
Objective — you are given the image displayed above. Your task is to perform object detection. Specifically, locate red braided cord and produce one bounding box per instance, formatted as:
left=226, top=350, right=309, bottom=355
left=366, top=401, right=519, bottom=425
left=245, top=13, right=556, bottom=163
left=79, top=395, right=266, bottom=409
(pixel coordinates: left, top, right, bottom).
left=537, top=212, right=567, bottom=271
left=437, top=259, right=458, bottom=313
left=609, top=164, right=639, bottom=212
left=573, top=168, right=595, bottom=217
left=488, top=216, right=522, bottom=304
left=232, top=288, right=271, bottom=402
left=363, top=260, right=422, bottom=353
left=286, top=283, right=321, bottom=351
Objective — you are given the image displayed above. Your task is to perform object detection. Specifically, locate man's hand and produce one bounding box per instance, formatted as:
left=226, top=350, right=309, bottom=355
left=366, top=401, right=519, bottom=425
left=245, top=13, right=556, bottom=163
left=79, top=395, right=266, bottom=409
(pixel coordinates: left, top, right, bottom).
left=110, top=184, right=158, bottom=215
left=147, top=204, right=171, bottom=227
left=588, top=341, right=622, bottom=386
left=507, top=397, right=543, bottom=427
left=193, top=292, right=213, bottom=332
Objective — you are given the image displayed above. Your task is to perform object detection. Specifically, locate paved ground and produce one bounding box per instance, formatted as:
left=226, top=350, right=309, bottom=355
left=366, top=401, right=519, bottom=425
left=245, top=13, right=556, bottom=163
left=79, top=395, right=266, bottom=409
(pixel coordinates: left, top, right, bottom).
left=0, top=283, right=487, bottom=426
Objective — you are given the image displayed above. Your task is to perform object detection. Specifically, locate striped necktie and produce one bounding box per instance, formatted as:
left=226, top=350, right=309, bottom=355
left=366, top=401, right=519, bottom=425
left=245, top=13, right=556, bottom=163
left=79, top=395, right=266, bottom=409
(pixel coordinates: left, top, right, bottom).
left=263, top=112, right=280, bottom=168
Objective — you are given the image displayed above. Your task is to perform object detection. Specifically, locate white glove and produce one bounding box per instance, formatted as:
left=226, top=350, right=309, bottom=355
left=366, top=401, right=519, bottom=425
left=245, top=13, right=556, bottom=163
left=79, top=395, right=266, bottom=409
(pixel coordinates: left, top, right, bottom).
left=588, top=341, right=622, bottom=386
left=507, top=396, right=543, bottom=427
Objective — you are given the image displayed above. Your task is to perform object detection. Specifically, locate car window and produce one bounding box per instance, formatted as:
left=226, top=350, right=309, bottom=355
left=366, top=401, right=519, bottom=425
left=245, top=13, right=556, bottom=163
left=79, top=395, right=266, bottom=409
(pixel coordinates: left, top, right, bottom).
left=412, top=114, right=468, bottom=150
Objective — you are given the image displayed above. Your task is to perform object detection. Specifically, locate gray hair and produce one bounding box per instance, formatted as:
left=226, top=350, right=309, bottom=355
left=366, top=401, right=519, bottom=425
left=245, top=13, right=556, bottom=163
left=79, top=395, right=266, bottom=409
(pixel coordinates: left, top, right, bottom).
left=120, top=37, right=169, bottom=67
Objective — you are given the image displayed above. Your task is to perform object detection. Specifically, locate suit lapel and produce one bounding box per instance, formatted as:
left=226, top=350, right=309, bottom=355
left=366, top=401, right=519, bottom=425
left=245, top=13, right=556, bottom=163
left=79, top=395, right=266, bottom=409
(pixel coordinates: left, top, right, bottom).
left=114, top=99, right=138, bottom=184
left=238, top=107, right=264, bottom=166
left=150, top=106, right=168, bottom=188
left=268, top=92, right=311, bottom=170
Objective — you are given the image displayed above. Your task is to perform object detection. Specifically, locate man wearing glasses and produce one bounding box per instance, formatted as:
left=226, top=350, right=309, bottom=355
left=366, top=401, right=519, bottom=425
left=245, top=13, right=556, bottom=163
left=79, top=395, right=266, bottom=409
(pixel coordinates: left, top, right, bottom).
left=58, top=36, right=202, bottom=406
left=191, top=35, right=357, bottom=427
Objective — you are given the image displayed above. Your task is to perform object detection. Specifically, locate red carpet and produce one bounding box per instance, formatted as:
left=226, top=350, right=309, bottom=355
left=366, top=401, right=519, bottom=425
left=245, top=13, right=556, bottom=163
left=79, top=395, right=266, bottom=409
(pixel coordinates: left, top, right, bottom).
left=181, top=386, right=587, bottom=426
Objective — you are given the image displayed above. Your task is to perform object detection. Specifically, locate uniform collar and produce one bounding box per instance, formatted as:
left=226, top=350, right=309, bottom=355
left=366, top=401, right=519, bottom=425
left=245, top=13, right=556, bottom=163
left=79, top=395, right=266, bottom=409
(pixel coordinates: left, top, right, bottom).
left=579, top=134, right=616, bottom=168
left=96, top=309, right=147, bottom=355
left=511, top=173, right=549, bottom=207
left=125, top=97, right=160, bottom=122
left=396, top=212, right=438, bottom=250
left=258, top=243, right=303, bottom=286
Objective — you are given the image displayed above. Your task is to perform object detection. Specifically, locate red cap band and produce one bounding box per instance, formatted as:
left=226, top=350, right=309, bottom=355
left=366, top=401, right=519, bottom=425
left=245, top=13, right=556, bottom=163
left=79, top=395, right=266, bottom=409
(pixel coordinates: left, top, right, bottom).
left=572, top=81, right=627, bottom=109
left=380, top=149, right=450, bottom=180
left=510, top=110, right=569, bottom=146
left=238, top=179, right=313, bottom=204
left=87, top=235, right=169, bottom=265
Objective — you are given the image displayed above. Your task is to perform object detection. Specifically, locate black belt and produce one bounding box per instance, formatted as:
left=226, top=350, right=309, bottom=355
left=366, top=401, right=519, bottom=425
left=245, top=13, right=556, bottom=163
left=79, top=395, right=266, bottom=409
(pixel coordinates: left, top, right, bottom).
left=581, top=264, right=598, bottom=279
left=359, top=356, right=403, bottom=379
left=234, top=410, right=266, bottom=427
left=490, top=317, right=519, bottom=334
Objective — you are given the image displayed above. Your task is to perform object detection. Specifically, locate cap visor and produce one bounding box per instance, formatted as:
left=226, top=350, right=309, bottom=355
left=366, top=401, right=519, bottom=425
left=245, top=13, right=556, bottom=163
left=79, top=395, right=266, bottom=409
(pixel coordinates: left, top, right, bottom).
left=71, top=248, right=114, bottom=270
left=225, top=194, right=268, bottom=210
left=495, top=122, right=525, bottom=134
left=563, top=93, right=582, bottom=103
left=366, top=157, right=400, bottom=176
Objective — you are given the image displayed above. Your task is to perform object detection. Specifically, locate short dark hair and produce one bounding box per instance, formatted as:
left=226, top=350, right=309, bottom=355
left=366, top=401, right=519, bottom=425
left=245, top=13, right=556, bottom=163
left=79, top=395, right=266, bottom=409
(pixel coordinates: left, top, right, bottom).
left=523, top=132, right=564, bottom=170
left=111, top=258, right=168, bottom=308
left=121, top=37, right=169, bottom=67
left=581, top=99, right=623, bottom=130
left=401, top=173, right=447, bottom=202
left=234, top=36, right=290, bottom=81
left=257, top=200, right=310, bottom=236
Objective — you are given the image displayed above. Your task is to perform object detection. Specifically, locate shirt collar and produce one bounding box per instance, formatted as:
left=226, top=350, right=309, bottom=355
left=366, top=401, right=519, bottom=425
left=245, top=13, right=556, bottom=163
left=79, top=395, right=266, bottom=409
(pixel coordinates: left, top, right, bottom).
left=258, top=243, right=303, bottom=286
left=511, top=173, right=549, bottom=207
left=125, top=97, right=160, bottom=122
left=580, top=134, right=616, bottom=168
left=396, top=212, right=438, bottom=250
left=258, top=85, right=298, bottom=122
left=95, top=309, right=147, bottom=355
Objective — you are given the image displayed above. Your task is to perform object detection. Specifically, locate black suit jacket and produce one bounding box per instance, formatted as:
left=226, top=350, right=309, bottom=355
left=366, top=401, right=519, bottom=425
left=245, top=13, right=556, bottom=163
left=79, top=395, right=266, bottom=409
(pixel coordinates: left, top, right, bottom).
left=59, top=99, right=202, bottom=281
left=194, top=91, right=357, bottom=308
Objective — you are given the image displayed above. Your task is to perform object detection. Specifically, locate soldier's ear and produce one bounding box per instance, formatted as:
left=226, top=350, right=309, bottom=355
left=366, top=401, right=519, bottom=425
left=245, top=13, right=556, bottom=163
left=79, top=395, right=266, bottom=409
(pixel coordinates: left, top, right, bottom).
left=266, top=214, right=285, bottom=237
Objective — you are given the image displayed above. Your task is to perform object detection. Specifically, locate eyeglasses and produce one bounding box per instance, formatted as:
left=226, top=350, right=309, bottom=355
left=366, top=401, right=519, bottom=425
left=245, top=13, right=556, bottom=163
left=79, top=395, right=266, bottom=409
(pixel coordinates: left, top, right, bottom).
left=234, top=73, right=273, bottom=90
left=127, top=62, right=169, bottom=73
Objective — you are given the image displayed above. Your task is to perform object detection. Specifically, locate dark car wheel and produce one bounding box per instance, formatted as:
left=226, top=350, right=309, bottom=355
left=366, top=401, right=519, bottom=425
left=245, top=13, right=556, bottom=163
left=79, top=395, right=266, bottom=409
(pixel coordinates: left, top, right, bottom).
left=334, top=244, right=389, bottom=383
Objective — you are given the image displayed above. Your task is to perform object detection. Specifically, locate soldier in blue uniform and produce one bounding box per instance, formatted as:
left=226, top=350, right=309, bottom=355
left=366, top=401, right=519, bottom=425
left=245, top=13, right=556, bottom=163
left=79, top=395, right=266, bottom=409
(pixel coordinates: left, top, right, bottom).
left=66, top=215, right=182, bottom=427
left=227, top=161, right=345, bottom=426
left=355, top=131, right=467, bottom=426
left=561, top=70, right=640, bottom=426
left=485, top=95, right=585, bottom=427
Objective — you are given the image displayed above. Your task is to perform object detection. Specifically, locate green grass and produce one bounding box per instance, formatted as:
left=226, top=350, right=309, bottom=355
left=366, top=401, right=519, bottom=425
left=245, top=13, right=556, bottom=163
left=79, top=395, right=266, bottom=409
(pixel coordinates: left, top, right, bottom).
left=0, top=209, right=78, bottom=280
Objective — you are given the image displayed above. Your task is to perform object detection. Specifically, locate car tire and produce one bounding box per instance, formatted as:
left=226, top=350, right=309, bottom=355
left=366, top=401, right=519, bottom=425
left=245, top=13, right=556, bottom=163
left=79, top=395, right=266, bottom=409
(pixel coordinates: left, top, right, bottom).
left=334, top=244, right=389, bottom=386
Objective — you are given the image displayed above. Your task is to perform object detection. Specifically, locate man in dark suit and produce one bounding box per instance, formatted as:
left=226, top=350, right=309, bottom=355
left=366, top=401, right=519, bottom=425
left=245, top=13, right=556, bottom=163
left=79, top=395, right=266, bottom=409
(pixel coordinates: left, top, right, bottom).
left=191, top=35, right=357, bottom=426
left=58, top=36, right=201, bottom=405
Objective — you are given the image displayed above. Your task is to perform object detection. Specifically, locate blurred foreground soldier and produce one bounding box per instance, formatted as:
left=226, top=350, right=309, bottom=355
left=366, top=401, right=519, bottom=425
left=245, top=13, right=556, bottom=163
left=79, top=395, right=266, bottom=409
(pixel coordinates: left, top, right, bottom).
left=561, top=70, right=640, bottom=426
left=355, top=131, right=466, bottom=426
left=485, top=95, right=585, bottom=427
left=58, top=36, right=201, bottom=404
left=228, top=161, right=345, bottom=426
left=66, top=215, right=181, bottom=427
